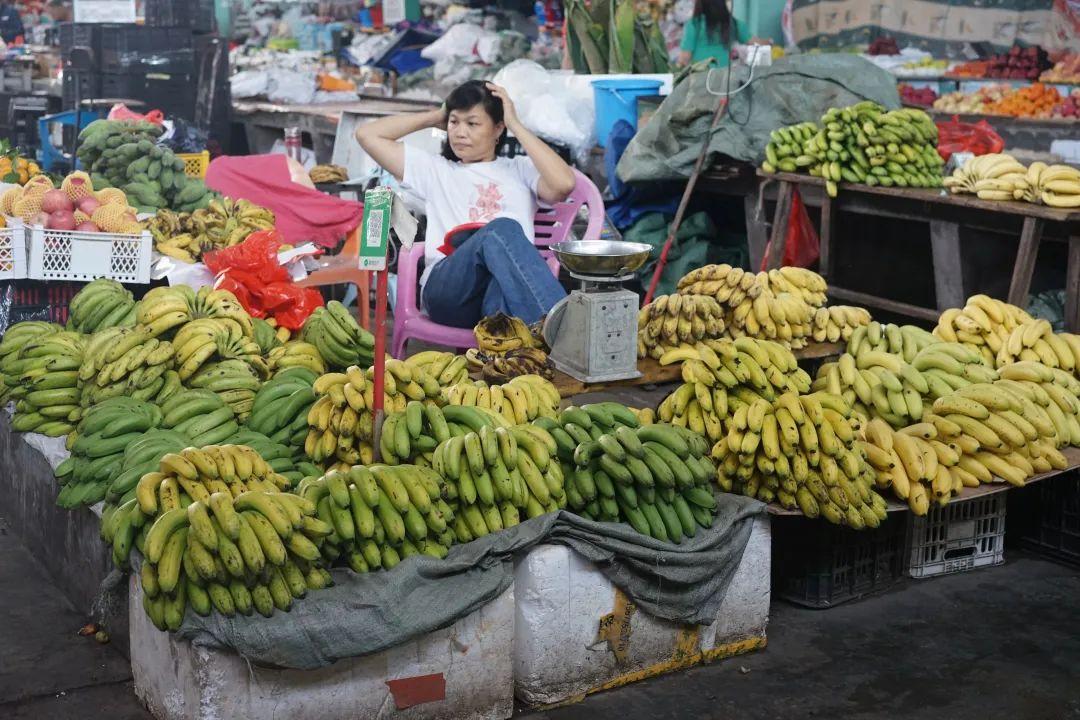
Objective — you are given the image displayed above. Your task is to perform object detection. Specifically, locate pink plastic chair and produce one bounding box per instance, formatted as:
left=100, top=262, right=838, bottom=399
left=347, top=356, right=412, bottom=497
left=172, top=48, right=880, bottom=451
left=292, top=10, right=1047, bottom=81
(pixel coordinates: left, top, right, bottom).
left=391, top=169, right=604, bottom=358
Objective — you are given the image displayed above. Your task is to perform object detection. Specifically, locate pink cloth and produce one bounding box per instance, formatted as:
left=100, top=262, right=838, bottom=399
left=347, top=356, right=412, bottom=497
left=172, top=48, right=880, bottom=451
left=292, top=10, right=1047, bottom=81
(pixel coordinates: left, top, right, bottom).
left=205, top=154, right=362, bottom=248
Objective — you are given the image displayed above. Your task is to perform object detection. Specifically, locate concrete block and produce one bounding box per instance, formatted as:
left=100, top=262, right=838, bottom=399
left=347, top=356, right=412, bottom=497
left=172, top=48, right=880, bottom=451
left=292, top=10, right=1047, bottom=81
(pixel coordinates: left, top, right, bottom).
left=513, top=515, right=770, bottom=706
left=0, top=417, right=129, bottom=654
left=130, top=576, right=516, bottom=720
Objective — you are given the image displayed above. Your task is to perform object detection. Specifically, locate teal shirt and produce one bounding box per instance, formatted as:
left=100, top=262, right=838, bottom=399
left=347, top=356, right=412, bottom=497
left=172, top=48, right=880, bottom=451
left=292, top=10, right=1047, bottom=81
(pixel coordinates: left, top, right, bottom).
left=679, top=16, right=749, bottom=66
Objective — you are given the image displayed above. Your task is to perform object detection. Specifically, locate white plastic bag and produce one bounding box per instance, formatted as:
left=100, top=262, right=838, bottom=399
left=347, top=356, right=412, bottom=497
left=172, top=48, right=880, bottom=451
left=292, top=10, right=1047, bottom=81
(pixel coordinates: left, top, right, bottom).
left=421, top=24, right=492, bottom=62
left=267, top=69, right=317, bottom=105
left=493, top=60, right=596, bottom=161
left=230, top=69, right=270, bottom=98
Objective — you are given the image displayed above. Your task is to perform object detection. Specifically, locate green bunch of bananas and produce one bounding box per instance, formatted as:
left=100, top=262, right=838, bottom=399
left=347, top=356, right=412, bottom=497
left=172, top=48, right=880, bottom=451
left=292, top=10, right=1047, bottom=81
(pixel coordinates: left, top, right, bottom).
left=158, top=389, right=239, bottom=446
left=172, top=319, right=268, bottom=418
left=54, top=398, right=166, bottom=508
left=244, top=368, right=318, bottom=454
left=67, top=279, right=137, bottom=334
left=101, top=445, right=330, bottom=630
left=102, top=427, right=193, bottom=507
left=4, top=330, right=84, bottom=437
left=251, top=317, right=287, bottom=355
left=431, top=405, right=565, bottom=538
left=297, top=464, right=453, bottom=573
left=570, top=421, right=718, bottom=542
left=300, top=302, right=375, bottom=371
left=713, top=391, right=888, bottom=528
left=77, top=326, right=179, bottom=409
left=0, top=320, right=64, bottom=402
left=401, top=350, right=470, bottom=387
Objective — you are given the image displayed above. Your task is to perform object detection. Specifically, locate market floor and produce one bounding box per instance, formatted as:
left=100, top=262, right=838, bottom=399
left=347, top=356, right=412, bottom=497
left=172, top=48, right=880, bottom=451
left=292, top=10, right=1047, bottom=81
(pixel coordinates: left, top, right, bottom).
left=2, top=512, right=1079, bottom=720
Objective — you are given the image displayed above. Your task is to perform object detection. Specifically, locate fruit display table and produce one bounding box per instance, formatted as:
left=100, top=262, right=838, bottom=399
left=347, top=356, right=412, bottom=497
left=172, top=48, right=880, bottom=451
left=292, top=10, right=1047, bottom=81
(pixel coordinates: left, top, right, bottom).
left=756, top=171, right=1080, bottom=329
left=232, top=96, right=438, bottom=164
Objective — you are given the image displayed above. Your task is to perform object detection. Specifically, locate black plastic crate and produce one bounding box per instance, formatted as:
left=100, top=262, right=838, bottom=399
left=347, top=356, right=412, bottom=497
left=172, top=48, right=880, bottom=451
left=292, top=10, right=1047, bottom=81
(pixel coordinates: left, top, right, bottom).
left=62, top=72, right=100, bottom=108
left=99, top=26, right=194, bottom=74
left=144, top=0, right=214, bottom=33
left=98, top=72, right=197, bottom=120
left=773, top=514, right=906, bottom=609
left=58, top=22, right=100, bottom=61
left=1019, top=472, right=1080, bottom=567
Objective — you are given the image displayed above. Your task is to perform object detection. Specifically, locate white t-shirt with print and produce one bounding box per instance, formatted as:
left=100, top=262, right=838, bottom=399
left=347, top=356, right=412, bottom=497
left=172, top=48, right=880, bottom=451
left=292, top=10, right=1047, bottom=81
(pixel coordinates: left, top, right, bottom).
left=402, top=145, right=541, bottom=287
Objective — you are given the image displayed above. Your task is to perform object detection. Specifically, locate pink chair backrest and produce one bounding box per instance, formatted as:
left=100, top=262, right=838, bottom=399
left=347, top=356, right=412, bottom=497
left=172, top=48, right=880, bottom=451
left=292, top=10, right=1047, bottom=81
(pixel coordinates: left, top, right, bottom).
left=534, top=169, right=605, bottom=247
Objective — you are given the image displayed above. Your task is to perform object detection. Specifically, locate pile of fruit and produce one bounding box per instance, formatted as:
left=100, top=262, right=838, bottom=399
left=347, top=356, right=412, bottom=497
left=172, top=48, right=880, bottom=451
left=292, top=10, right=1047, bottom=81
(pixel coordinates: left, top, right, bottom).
left=899, top=84, right=938, bottom=108
left=761, top=102, right=944, bottom=197
left=947, top=60, right=989, bottom=79
left=1041, top=53, right=1080, bottom=83
left=0, top=172, right=140, bottom=233
left=944, top=154, right=1080, bottom=207
left=985, top=83, right=1061, bottom=118
left=670, top=265, right=828, bottom=350
left=933, top=84, right=1010, bottom=114
left=1053, top=90, right=1080, bottom=120
left=145, top=198, right=276, bottom=264
left=0, top=140, right=42, bottom=185
left=895, top=57, right=948, bottom=78
left=76, top=119, right=217, bottom=214
left=867, top=36, right=899, bottom=56
left=983, top=45, right=1051, bottom=80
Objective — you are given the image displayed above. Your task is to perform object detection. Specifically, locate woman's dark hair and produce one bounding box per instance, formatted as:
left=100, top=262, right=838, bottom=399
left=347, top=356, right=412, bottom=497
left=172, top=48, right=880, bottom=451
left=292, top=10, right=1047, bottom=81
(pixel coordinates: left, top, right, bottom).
left=693, top=0, right=733, bottom=45
left=440, top=80, right=508, bottom=162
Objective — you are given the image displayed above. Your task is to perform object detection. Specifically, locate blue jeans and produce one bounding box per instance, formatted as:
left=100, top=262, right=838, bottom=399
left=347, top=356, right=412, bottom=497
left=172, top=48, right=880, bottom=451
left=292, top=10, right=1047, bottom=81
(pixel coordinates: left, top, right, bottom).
left=422, top=218, right=566, bottom=328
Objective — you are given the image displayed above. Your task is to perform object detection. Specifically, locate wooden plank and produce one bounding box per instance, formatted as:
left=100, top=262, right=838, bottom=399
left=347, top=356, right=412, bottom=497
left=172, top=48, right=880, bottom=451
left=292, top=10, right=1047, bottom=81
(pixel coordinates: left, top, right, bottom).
left=744, top=187, right=768, bottom=272
left=551, top=343, right=845, bottom=398
left=1007, top=216, right=1044, bottom=306
left=1068, top=234, right=1080, bottom=333
left=825, top=286, right=941, bottom=322
left=766, top=181, right=793, bottom=270
left=819, top=196, right=835, bottom=280
left=928, top=220, right=965, bottom=310
left=767, top=447, right=1080, bottom=516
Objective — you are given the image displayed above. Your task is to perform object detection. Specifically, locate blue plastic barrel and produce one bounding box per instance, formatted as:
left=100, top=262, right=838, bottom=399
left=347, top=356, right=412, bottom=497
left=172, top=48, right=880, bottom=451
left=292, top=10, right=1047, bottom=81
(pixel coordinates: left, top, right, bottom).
left=591, top=78, right=663, bottom=147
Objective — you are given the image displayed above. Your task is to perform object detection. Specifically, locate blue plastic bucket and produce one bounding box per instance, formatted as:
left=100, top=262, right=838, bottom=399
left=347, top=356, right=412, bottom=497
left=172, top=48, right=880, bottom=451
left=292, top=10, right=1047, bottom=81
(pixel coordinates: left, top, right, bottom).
left=592, top=78, right=663, bottom=147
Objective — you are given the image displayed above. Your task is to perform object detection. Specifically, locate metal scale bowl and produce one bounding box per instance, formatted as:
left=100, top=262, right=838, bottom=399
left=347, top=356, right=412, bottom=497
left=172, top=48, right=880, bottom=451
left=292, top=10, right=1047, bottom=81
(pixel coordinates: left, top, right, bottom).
left=542, top=241, right=652, bottom=383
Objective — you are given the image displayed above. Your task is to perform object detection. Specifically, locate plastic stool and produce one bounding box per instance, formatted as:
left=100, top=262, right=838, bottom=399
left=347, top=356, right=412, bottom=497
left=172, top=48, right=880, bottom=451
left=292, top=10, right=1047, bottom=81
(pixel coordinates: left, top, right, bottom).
left=37, top=109, right=105, bottom=171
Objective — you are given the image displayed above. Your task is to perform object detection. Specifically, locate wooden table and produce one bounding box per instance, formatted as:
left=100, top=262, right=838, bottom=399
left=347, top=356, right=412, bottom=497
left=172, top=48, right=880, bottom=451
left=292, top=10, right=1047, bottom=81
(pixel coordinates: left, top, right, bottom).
left=550, top=342, right=844, bottom=399
left=232, top=95, right=438, bottom=163
left=767, top=446, right=1080, bottom=516
left=758, top=171, right=1080, bottom=328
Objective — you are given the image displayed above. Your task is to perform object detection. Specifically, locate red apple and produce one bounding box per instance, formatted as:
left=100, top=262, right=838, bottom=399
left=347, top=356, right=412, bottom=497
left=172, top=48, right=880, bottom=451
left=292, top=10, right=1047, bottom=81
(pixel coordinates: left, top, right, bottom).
left=47, top=210, right=77, bottom=231
left=41, top=189, right=74, bottom=215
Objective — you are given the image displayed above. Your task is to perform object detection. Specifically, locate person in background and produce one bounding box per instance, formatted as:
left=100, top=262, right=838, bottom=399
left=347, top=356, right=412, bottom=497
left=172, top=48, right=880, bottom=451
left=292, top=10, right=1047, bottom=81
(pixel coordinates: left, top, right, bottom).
left=354, top=80, right=575, bottom=328
left=678, top=0, right=749, bottom=67
left=0, top=1, right=25, bottom=43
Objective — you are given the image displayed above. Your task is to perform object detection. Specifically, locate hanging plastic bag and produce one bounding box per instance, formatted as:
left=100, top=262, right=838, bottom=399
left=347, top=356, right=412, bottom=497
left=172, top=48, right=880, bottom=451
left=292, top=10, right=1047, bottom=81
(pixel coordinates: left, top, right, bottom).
left=935, top=117, right=1004, bottom=161
left=203, top=230, right=324, bottom=329
left=760, top=187, right=820, bottom=270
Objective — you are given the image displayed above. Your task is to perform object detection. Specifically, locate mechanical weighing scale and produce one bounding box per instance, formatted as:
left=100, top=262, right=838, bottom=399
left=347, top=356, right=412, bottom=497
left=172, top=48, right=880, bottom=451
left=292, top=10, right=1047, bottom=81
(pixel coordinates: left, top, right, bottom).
left=542, top=241, right=653, bottom=383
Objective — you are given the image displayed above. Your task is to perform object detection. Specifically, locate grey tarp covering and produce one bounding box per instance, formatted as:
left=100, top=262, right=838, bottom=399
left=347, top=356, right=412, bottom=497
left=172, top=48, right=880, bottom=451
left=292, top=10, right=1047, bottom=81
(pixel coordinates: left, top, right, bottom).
left=173, top=494, right=764, bottom=670
left=616, top=54, right=901, bottom=184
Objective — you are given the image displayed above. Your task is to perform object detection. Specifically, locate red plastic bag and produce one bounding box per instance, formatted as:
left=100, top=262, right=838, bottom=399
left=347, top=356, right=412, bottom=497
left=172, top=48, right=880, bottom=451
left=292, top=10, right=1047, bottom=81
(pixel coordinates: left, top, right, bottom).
left=935, top=117, right=1004, bottom=161
left=108, top=104, right=165, bottom=125
left=761, top=187, right=820, bottom=270
left=203, top=230, right=324, bottom=330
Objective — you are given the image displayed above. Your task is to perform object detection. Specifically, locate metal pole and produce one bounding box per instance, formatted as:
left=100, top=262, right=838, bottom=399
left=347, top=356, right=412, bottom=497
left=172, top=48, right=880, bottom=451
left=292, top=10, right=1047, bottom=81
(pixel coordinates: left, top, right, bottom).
left=371, top=269, right=388, bottom=461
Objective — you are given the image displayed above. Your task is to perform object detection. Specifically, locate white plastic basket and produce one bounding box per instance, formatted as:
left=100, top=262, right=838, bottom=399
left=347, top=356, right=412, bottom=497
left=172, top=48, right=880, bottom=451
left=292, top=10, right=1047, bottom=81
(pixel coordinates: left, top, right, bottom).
left=906, top=492, right=1006, bottom=579
left=0, top=219, right=28, bottom=280
left=27, top=225, right=152, bottom=284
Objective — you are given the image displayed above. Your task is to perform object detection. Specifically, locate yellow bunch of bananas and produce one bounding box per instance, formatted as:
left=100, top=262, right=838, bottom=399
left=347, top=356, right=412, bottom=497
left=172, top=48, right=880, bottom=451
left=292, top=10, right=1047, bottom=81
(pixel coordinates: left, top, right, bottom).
left=811, top=305, right=872, bottom=343
left=304, top=360, right=443, bottom=470
left=658, top=338, right=813, bottom=444
left=146, top=198, right=275, bottom=263
left=443, top=374, right=560, bottom=425
left=862, top=368, right=1079, bottom=514
left=466, top=347, right=555, bottom=382
left=136, top=285, right=254, bottom=340
left=637, top=294, right=726, bottom=360
left=712, top=389, right=888, bottom=528
left=935, top=295, right=1034, bottom=367
left=943, top=153, right=1030, bottom=201
left=402, top=350, right=471, bottom=386
left=77, top=325, right=178, bottom=409
left=268, top=341, right=326, bottom=376
left=676, top=265, right=827, bottom=348
left=993, top=319, right=1080, bottom=371
left=473, top=313, right=538, bottom=355
left=1024, top=163, right=1080, bottom=208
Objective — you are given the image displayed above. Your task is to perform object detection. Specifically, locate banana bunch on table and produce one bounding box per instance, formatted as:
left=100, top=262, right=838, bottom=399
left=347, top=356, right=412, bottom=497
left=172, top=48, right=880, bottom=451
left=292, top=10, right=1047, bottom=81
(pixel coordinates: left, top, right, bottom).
left=474, top=313, right=541, bottom=354
left=466, top=346, right=555, bottom=382
left=68, top=279, right=137, bottom=334
left=136, top=285, right=254, bottom=340
left=637, top=294, right=726, bottom=360
left=78, top=326, right=178, bottom=409
left=309, top=164, right=349, bottom=184
left=3, top=330, right=84, bottom=437
left=147, top=198, right=276, bottom=263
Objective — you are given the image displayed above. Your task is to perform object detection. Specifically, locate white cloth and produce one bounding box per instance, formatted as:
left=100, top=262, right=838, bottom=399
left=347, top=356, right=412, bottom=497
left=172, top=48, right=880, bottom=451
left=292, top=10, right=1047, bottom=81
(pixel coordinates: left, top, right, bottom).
left=402, top=145, right=541, bottom=287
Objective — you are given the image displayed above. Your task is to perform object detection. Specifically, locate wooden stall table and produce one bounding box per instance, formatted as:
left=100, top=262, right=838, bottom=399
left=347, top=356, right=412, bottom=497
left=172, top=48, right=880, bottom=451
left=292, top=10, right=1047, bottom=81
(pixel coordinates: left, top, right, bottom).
left=232, top=95, right=438, bottom=163
left=756, top=171, right=1080, bottom=329
left=550, top=342, right=844, bottom=398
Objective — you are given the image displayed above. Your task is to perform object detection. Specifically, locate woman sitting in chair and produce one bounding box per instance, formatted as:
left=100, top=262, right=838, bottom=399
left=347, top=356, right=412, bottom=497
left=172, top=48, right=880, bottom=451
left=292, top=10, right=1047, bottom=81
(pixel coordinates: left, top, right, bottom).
left=354, top=80, right=575, bottom=328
